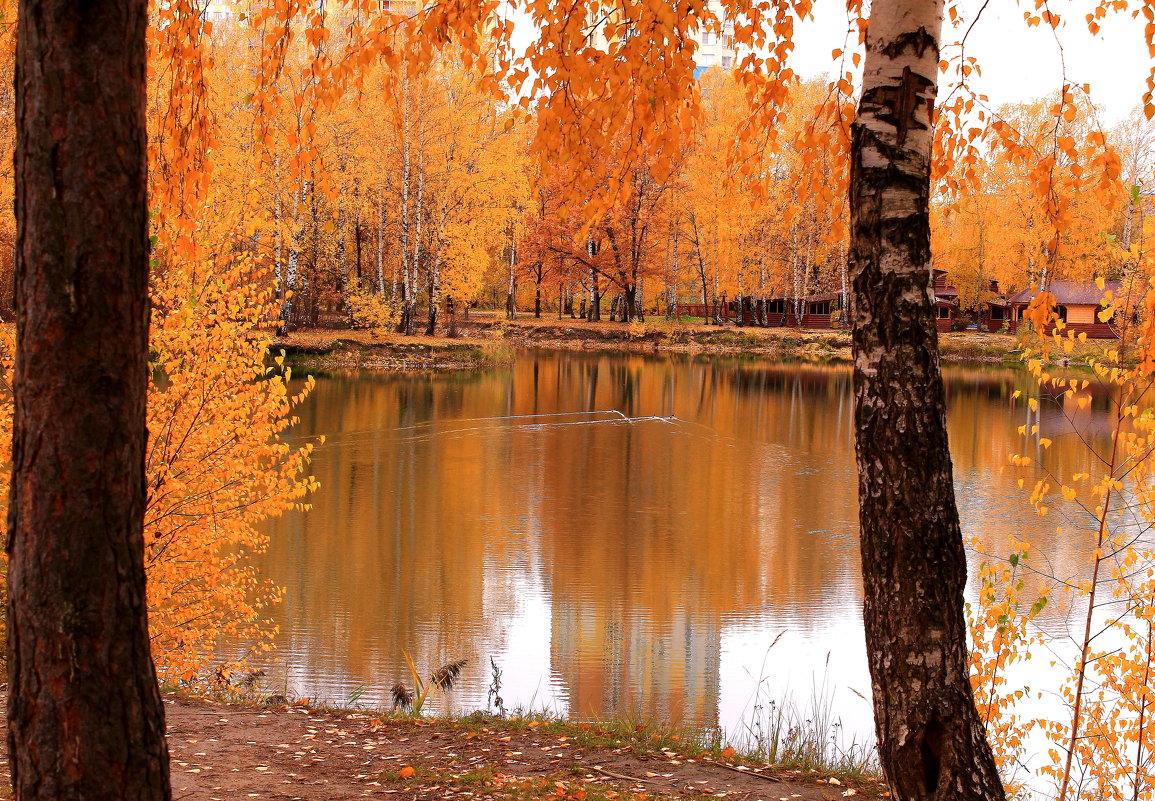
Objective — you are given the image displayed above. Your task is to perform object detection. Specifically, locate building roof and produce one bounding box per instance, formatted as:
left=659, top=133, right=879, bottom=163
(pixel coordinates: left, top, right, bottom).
left=1006, top=279, right=1121, bottom=306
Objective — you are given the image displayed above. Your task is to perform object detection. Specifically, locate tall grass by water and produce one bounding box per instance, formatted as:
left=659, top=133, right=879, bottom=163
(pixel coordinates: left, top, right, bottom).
left=732, top=645, right=878, bottom=777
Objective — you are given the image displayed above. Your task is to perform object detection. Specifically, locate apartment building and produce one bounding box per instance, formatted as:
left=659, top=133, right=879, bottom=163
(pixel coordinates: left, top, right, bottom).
left=203, top=0, right=422, bottom=22
left=694, top=1, right=736, bottom=71
left=585, top=1, right=737, bottom=75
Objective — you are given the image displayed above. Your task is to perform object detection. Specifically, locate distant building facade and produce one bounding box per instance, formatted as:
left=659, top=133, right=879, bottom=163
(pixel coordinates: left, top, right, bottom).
left=204, top=0, right=424, bottom=22
left=584, top=1, right=736, bottom=76
left=693, top=0, right=736, bottom=72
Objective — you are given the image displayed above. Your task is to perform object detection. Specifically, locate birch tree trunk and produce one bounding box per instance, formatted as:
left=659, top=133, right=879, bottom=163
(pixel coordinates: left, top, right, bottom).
left=399, top=78, right=414, bottom=333
left=406, top=147, right=424, bottom=336
left=506, top=237, right=517, bottom=320
left=282, top=180, right=306, bottom=333
left=849, top=1, right=1006, bottom=798
left=9, top=0, right=171, bottom=796
left=424, top=229, right=441, bottom=336
left=376, top=190, right=387, bottom=296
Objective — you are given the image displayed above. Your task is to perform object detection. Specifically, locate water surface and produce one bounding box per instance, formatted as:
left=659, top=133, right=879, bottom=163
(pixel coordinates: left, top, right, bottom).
left=238, top=351, right=1111, bottom=746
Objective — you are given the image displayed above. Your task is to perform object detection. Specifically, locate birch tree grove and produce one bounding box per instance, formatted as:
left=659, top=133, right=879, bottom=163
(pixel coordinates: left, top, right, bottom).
left=2, top=0, right=1153, bottom=799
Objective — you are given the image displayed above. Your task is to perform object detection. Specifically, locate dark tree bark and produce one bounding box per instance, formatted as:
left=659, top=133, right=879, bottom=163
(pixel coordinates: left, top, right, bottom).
left=8, top=0, right=172, bottom=799
left=424, top=267, right=438, bottom=336
left=849, top=1, right=1005, bottom=800
left=623, top=285, right=638, bottom=323
left=587, top=270, right=601, bottom=322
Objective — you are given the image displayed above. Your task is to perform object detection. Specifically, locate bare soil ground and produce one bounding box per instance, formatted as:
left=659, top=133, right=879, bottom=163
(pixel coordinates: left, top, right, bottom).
left=1, top=694, right=885, bottom=800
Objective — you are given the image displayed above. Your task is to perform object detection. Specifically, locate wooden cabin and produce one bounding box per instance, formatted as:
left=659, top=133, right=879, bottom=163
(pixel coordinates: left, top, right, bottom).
left=931, top=270, right=1003, bottom=332
left=800, top=294, right=834, bottom=328
left=932, top=269, right=959, bottom=332
left=934, top=299, right=957, bottom=332
left=1004, top=280, right=1121, bottom=339
left=984, top=298, right=1009, bottom=332
left=675, top=294, right=840, bottom=327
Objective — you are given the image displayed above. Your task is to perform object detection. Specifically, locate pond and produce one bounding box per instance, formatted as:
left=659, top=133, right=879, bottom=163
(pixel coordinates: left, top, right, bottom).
left=236, top=350, right=1114, bottom=754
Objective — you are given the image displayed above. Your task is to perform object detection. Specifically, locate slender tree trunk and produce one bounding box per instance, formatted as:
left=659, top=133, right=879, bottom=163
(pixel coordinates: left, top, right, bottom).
left=693, top=223, right=709, bottom=323
left=587, top=247, right=600, bottom=322
left=405, top=147, right=424, bottom=336
left=399, top=80, right=414, bottom=333
left=849, top=1, right=1006, bottom=799
left=282, top=179, right=307, bottom=332
left=353, top=218, right=363, bottom=289
left=273, top=176, right=285, bottom=333
left=334, top=191, right=347, bottom=294
left=424, top=255, right=440, bottom=336
left=588, top=278, right=600, bottom=321
left=376, top=190, right=387, bottom=295
left=506, top=238, right=517, bottom=320
left=9, top=0, right=172, bottom=798
left=840, top=245, right=850, bottom=329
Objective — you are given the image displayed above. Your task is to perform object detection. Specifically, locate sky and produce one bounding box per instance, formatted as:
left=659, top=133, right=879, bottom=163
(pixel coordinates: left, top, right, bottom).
left=786, top=0, right=1149, bottom=125
left=506, top=1, right=1150, bottom=126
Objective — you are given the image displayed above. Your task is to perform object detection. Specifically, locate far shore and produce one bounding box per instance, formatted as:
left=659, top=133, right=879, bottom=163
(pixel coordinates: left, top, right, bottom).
left=268, top=312, right=1034, bottom=373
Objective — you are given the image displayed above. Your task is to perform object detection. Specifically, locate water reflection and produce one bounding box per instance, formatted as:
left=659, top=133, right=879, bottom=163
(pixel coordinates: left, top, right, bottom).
left=236, top=352, right=1102, bottom=745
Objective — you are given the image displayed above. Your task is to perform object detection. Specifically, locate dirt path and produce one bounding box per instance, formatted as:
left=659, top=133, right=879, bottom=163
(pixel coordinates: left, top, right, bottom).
left=1, top=695, right=884, bottom=800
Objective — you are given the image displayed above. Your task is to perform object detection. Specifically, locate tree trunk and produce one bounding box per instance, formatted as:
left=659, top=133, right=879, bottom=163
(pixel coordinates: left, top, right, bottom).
left=9, top=0, right=172, bottom=798
left=849, top=1, right=1006, bottom=799
left=376, top=191, right=387, bottom=296
left=354, top=217, right=363, bottom=290
left=281, top=180, right=306, bottom=333
left=424, top=258, right=439, bottom=336
left=587, top=265, right=600, bottom=322
left=406, top=150, right=424, bottom=336
left=624, top=285, right=638, bottom=323
left=505, top=238, right=516, bottom=320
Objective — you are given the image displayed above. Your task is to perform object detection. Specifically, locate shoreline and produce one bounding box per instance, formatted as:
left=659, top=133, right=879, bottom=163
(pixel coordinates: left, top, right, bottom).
left=0, top=686, right=883, bottom=799
left=270, top=316, right=1026, bottom=373
left=0, top=689, right=883, bottom=800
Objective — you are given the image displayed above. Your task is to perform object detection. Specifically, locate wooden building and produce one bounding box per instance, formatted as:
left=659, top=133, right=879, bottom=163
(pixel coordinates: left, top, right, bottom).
left=676, top=294, right=839, bottom=327
left=932, top=269, right=959, bottom=333
left=1004, top=280, right=1121, bottom=339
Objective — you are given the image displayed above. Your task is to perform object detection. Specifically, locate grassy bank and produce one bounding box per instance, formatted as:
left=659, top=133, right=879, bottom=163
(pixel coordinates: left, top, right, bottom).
left=270, top=315, right=1048, bottom=372
left=119, top=682, right=884, bottom=801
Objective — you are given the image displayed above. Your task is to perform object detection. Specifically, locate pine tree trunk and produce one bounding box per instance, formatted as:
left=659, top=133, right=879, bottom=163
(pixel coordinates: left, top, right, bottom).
left=9, top=0, right=172, bottom=798
left=849, top=1, right=1006, bottom=799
